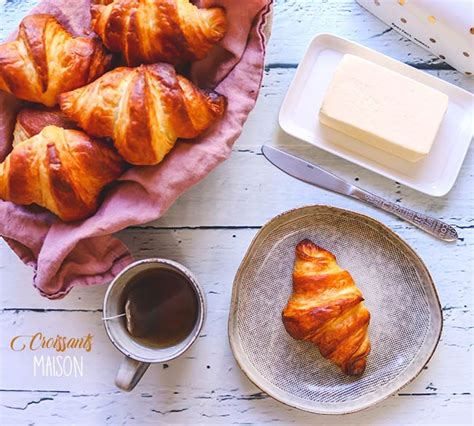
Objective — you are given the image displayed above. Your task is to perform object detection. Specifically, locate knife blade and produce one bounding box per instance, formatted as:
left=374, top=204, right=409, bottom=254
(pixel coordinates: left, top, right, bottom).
left=261, top=145, right=458, bottom=242
left=262, top=144, right=355, bottom=196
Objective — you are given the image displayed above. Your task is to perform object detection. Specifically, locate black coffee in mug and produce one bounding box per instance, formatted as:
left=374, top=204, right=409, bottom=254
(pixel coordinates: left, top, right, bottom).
left=121, top=269, right=199, bottom=348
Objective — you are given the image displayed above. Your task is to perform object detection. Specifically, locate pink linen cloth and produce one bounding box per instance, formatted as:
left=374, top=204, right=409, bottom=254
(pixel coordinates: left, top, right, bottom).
left=0, top=0, right=273, bottom=298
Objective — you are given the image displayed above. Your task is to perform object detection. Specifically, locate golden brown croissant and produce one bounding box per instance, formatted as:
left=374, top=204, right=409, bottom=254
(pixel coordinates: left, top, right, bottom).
left=13, top=106, right=77, bottom=146
left=0, top=126, right=124, bottom=222
left=91, top=0, right=227, bottom=66
left=282, top=239, right=371, bottom=376
left=59, top=63, right=226, bottom=166
left=0, top=14, right=112, bottom=106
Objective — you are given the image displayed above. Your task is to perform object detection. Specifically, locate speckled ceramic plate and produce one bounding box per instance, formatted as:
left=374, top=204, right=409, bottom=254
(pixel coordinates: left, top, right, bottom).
left=228, top=205, right=442, bottom=414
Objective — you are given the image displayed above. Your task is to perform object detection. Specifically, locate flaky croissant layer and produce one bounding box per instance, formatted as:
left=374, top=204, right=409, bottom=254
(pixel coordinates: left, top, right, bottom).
left=0, top=126, right=124, bottom=221
left=91, top=0, right=227, bottom=66
left=59, top=63, right=226, bottom=166
left=13, top=106, right=77, bottom=147
left=0, top=14, right=111, bottom=106
left=282, top=239, right=371, bottom=376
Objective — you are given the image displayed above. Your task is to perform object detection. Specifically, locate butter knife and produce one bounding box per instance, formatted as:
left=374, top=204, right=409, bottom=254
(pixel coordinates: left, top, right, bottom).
left=262, top=145, right=458, bottom=242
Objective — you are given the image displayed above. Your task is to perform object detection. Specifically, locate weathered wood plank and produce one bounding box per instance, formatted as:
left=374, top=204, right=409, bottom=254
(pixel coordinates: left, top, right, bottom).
left=1, top=387, right=471, bottom=425
left=0, top=301, right=471, bottom=381
left=1, top=226, right=473, bottom=310
left=0, top=308, right=472, bottom=423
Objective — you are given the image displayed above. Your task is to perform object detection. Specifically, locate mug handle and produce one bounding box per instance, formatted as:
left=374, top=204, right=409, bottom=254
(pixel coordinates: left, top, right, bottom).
left=115, top=356, right=150, bottom=391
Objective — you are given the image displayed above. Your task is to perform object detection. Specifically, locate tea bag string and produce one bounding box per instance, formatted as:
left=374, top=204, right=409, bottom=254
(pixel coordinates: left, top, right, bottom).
left=102, top=313, right=126, bottom=321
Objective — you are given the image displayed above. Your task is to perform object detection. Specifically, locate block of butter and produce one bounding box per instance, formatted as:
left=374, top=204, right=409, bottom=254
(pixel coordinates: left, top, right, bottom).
left=319, top=54, right=449, bottom=162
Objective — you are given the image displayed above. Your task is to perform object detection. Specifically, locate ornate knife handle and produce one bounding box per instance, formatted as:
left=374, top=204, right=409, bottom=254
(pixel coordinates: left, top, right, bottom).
left=352, top=188, right=458, bottom=242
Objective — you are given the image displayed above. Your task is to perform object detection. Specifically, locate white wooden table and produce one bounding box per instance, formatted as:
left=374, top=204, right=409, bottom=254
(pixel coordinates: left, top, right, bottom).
left=1, top=1, right=473, bottom=424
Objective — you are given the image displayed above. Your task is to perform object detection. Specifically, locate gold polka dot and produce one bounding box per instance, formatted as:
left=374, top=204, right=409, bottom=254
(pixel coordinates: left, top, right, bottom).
left=465, top=71, right=472, bottom=75
left=463, top=51, right=470, bottom=57
left=429, top=38, right=436, bottom=43
left=439, top=54, right=446, bottom=60
left=401, top=18, right=407, bottom=24
left=374, top=0, right=381, bottom=5
left=428, top=16, right=436, bottom=24
left=399, top=0, right=406, bottom=5
left=470, top=27, right=474, bottom=35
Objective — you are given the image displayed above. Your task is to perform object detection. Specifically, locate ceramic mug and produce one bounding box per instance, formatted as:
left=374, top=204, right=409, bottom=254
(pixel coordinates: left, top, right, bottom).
left=103, top=258, right=206, bottom=391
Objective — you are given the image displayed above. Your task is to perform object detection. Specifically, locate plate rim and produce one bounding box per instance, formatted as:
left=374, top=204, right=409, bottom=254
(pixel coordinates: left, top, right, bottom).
left=278, top=32, right=474, bottom=197
left=228, top=204, right=443, bottom=415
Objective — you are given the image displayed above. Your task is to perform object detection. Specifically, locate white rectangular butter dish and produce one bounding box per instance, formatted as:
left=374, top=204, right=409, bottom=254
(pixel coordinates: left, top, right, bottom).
left=279, top=33, right=473, bottom=197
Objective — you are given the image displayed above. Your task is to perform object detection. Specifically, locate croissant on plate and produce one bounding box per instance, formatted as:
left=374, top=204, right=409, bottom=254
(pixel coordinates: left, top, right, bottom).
left=13, top=106, right=77, bottom=146
left=91, top=0, right=227, bottom=66
left=0, top=14, right=112, bottom=106
left=59, top=63, right=226, bottom=166
left=0, top=126, right=124, bottom=222
left=282, top=239, right=371, bottom=376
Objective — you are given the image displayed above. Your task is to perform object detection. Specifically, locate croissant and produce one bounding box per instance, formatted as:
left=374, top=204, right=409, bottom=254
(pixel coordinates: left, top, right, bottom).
left=0, top=14, right=112, bottom=106
left=0, top=126, right=124, bottom=222
left=91, top=0, right=227, bottom=66
left=59, top=63, right=226, bottom=166
left=282, top=239, right=371, bottom=376
left=13, top=106, right=77, bottom=146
